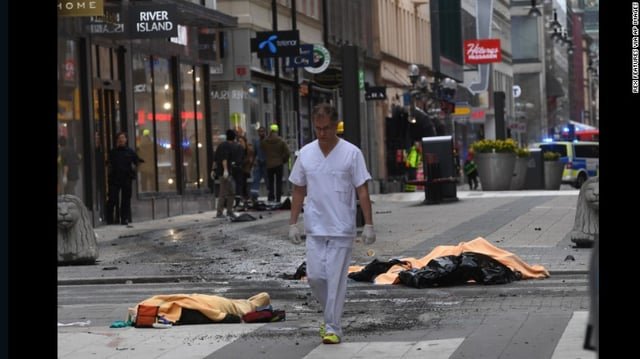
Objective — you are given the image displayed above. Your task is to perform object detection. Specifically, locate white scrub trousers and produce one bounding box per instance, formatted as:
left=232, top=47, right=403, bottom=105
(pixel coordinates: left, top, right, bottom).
left=305, top=235, right=354, bottom=338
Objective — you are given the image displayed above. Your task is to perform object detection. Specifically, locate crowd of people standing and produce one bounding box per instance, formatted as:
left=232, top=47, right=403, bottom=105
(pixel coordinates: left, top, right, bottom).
left=211, top=124, right=291, bottom=217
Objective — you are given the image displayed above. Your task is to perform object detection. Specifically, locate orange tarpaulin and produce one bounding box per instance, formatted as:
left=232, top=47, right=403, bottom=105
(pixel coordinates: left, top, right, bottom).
left=348, top=237, right=550, bottom=285
left=137, top=292, right=270, bottom=323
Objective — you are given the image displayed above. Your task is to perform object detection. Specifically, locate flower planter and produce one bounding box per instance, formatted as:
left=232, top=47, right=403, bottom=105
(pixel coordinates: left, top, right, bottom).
left=475, top=152, right=517, bottom=191
left=510, top=156, right=529, bottom=190
left=544, top=161, right=565, bottom=190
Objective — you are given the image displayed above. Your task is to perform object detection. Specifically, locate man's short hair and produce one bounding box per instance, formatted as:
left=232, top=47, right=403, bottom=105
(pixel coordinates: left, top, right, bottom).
left=312, top=103, right=338, bottom=123
left=226, top=129, right=236, bottom=141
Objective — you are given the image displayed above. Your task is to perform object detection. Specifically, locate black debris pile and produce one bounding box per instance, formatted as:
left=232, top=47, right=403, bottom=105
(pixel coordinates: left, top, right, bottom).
left=397, top=252, right=521, bottom=288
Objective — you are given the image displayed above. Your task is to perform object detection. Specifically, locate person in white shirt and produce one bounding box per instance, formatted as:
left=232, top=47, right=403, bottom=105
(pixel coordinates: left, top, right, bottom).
left=288, top=103, right=376, bottom=345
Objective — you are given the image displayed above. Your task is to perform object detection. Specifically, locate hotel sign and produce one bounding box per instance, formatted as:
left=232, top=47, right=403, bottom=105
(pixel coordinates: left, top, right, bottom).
left=58, top=0, right=104, bottom=17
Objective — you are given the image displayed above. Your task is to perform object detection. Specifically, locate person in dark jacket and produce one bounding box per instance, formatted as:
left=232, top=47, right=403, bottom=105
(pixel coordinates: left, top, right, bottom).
left=261, top=124, right=290, bottom=203
left=213, top=129, right=242, bottom=217
left=106, top=131, right=142, bottom=225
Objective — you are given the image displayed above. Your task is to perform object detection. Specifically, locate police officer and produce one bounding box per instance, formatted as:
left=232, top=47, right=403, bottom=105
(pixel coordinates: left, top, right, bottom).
left=106, top=132, right=142, bottom=225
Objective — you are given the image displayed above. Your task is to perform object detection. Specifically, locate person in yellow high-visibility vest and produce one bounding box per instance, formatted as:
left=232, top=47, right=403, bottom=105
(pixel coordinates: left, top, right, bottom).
left=404, top=141, right=422, bottom=192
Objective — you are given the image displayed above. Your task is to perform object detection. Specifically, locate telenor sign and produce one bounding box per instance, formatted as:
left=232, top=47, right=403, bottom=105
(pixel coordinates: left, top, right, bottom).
left=250, top=30, right=301, bottom=58
left=464, top=39, right=501, bottom=64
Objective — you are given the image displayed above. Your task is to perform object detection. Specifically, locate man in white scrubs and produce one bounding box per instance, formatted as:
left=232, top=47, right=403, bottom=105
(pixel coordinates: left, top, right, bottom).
left=288, top=103, right=376, bottom=344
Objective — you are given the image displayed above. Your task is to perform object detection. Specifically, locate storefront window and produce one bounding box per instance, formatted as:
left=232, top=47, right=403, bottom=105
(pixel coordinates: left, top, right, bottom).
left=153, top=57, right=177, bottom=192
left=57, top=38, right=84, bottom=201
left=133, top=53, right=157, bottom=193
left=195, top=66, right=207, bottom=189
left=132, top=55, right=177, bottom=193
left=210, top=83, right=229, bottom=153
left=180, top=63, right=207, bottom=190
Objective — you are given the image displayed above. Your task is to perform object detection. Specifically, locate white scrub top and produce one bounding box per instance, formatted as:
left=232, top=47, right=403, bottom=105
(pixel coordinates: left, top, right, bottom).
left=289, top=138, right=371, bottom=237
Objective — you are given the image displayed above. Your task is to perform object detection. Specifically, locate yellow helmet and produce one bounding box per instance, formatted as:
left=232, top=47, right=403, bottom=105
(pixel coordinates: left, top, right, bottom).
left=337, top=121, right=344, bottom=134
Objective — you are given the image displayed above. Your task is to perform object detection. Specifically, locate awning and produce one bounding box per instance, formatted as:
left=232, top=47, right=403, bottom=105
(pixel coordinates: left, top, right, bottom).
left=156, top=0, right=237, bottom=28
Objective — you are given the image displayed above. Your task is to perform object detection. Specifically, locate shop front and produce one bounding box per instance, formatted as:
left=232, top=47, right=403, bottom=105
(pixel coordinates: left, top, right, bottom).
left=57, top=0, right=237, bottom=226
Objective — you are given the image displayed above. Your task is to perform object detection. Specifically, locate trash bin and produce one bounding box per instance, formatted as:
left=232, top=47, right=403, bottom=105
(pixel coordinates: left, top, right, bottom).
left=523, top=148, right=544, bottom=190
left=422, top=136, right=458, bottom=204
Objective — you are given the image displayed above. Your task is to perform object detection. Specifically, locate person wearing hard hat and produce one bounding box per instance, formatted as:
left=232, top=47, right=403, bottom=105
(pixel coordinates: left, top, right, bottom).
left=337, top=121, right=344, bottom=138
left=261, top=123, right=290, bottom=203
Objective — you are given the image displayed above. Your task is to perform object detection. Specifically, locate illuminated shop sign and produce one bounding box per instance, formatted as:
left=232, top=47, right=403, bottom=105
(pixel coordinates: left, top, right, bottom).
left=85, top=8, right=125, bottom=36
left=463, top=39, right=501, bottom=64
left=129, top=4, right=178, bottom=38
left=250, top=30, right=300, bottom=58
left=58, top=0, right=104, bottom=17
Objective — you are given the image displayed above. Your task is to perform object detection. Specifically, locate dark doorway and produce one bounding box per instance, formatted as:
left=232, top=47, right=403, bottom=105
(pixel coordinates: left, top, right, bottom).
left=92, top=85, right=122, bottom=224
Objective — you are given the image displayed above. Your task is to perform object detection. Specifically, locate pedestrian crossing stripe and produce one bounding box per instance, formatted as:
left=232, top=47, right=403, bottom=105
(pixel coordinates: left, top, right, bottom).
left=58, top=311, right=595, bottom=358
left=58, top=324, right=266, bottom=358
left=303, top=337, right=464, bottom=359
left=551, top=311, right=596, bottom=359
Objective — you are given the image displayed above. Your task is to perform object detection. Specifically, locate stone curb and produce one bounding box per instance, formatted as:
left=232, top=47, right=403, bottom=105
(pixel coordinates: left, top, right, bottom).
left=58, top=275, right=197, bottom=286
left=59, top=269, right=587, bottom=286
left=548, top=270, right=589, bottom=276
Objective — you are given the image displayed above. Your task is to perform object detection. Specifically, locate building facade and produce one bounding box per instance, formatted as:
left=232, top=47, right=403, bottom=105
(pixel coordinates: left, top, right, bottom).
left=58, top=0, right=237, bottom=225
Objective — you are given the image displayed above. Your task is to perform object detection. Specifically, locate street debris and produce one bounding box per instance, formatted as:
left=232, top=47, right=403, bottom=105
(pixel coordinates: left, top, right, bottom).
left=58, top=320, right=91, bottom=327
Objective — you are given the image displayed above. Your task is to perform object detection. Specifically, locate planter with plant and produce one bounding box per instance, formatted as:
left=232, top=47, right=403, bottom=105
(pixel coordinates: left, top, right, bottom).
left=543, top=151, right=564, bottom=190
left=470, top=139, right=517, bottom=191
left=510, top=147, right=530, bottom=190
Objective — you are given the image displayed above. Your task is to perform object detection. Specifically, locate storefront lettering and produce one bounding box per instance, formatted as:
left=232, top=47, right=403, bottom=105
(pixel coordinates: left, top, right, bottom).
left=139, top=10, right=169, bottom=22
left=131, top=6, right=178, bottom=37
left=58, top=0, right=103, bottom=16
left=58, top=1, right=97, bottom=10
left=90, top=11, right=120, bottom=24
left=89, top=23, right=124, bottom=34
left=211, top=90, right=248, bottom=100
left=136, top=21, right=173, bottom=32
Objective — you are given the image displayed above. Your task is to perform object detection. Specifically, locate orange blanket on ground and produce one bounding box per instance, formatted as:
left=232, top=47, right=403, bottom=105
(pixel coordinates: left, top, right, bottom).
left=136, top=292, right=270, bottom=323
left=348, top=237, right=550, bottom=285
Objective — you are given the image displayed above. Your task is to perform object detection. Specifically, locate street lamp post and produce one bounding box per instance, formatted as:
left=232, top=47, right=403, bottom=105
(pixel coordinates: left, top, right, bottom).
left=406, top=64, right=459, bottom=205
left=406, top=64, right=457, bottom=138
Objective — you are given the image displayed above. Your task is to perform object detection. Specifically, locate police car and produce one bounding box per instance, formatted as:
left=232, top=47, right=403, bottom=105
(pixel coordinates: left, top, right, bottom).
left=532, top=140, right=599, bottom=188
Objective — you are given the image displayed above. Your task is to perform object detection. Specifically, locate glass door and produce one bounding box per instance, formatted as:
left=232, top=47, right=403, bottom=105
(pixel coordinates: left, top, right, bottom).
left=93, top=87, right=121, bottom=223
